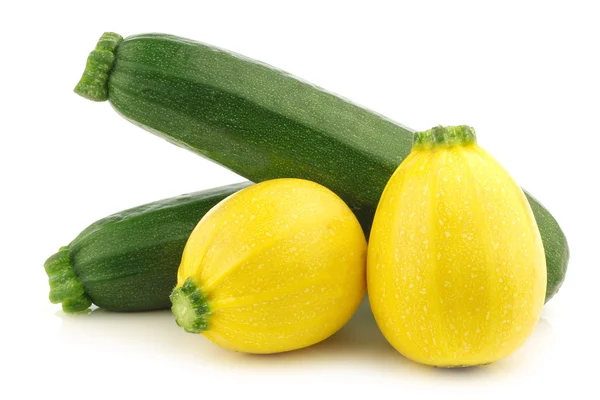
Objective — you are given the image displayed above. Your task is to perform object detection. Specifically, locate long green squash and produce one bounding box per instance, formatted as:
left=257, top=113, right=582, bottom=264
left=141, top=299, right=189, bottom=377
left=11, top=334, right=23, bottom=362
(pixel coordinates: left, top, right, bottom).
left=75, top=32, right=568, bottom=302
left=44, top=182, right=251, bottom=313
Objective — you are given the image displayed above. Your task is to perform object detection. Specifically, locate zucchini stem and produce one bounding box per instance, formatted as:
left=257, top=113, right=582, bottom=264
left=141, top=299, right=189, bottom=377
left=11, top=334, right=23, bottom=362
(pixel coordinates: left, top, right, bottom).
left=170, top=278, right=210, bottom=333
left=44, top=247, right=92, bottom=313
left=413, top=125, right=477, bottom=149
left=74, top=32, right=123, bottom=102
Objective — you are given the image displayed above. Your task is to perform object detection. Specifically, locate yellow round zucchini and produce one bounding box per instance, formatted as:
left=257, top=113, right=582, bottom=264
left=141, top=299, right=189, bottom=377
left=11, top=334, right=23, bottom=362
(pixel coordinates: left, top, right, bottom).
left=171, top=179, right=366, bottom=354
left=367, top=126, right=546, bottom=367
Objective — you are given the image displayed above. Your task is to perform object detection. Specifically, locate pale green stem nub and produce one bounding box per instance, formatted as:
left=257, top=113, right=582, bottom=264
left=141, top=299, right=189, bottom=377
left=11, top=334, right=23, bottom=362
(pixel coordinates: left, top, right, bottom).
left=74, top=32, right=123, bottom=102
left=170, top=278, right=211, bottom=333
left=44, top=247, right=92, bottom=313
left=413, top=125, right=477, bottom=149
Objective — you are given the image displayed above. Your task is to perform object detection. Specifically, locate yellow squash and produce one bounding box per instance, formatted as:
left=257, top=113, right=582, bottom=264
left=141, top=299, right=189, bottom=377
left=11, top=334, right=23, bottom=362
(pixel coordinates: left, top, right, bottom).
left=171, top=178, right=366, bottom=354
left=368, top=126, right=546, bottom=367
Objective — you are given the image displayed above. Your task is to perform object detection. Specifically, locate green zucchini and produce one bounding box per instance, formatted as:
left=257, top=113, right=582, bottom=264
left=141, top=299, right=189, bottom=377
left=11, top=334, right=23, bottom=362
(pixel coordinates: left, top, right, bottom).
left=75, top=32, right=568, bottom=302
left=44, top=182, right=251, bottom=313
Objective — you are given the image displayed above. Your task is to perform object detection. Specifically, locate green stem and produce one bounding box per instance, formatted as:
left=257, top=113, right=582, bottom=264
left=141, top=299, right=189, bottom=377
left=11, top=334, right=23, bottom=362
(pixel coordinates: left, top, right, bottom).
left=170, top=278, right=211, bottom=333
left=413, top=125, right=477, bottom=149
left=74, top=32, right=123, bottom=101
left=44, top=247, right=92, bottom=313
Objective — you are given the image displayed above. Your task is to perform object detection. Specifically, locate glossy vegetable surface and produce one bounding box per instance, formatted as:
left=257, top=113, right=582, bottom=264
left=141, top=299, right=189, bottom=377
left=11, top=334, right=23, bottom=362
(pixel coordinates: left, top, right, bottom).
left=171, top=179, right=366, bottom=354
left=75, top=32, right=568, bottom=302
left=368, top=126, right=546, bottom=367
left=44, top=182, right=250, bottom=313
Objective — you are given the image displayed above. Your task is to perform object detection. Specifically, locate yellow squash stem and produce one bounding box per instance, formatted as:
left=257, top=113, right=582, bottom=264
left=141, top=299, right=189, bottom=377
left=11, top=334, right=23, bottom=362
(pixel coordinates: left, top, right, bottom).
left=171, top=179, right=366, bottom=354
left=367, top=125, right=546, bottom=367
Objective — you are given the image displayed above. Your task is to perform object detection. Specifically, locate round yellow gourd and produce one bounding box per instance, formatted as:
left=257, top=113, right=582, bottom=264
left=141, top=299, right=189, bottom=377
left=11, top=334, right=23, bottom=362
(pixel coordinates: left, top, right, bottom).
left=171, top=178, right=366, bottom=354
left=368, top=126, right=546, bottom=367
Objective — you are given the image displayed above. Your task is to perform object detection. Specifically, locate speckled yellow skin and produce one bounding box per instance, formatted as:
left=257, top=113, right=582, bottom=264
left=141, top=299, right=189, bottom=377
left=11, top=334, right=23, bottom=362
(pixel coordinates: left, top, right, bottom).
left=176, top=179, right=366, bottom=354
left=367, top=136, right=546, bottom=367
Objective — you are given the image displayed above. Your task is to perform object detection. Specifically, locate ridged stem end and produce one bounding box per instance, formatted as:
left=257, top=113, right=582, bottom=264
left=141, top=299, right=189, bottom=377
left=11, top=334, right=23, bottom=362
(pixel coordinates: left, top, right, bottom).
left=44, top=247, right=92, bottom=313
left=74, top=32, right=123, bottom=102
left=170, top=278, right=211, bottom=333
left=413, top=125, right=477, bottom=149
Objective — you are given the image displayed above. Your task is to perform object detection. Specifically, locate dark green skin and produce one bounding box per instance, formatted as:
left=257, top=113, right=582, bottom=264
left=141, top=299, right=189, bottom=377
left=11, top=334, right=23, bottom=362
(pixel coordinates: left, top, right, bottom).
left=524, top=191, right=569, bottom=300
left=76, top=33, right=568, bottom=302
left=109, top=34, right=414, bottom=233
left=46, top=182, right=251, bottom=312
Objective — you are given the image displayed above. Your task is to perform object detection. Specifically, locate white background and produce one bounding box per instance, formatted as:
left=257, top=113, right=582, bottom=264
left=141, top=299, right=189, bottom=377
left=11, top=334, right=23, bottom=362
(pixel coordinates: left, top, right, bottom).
left=1, top=1, right=598, bottom=399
